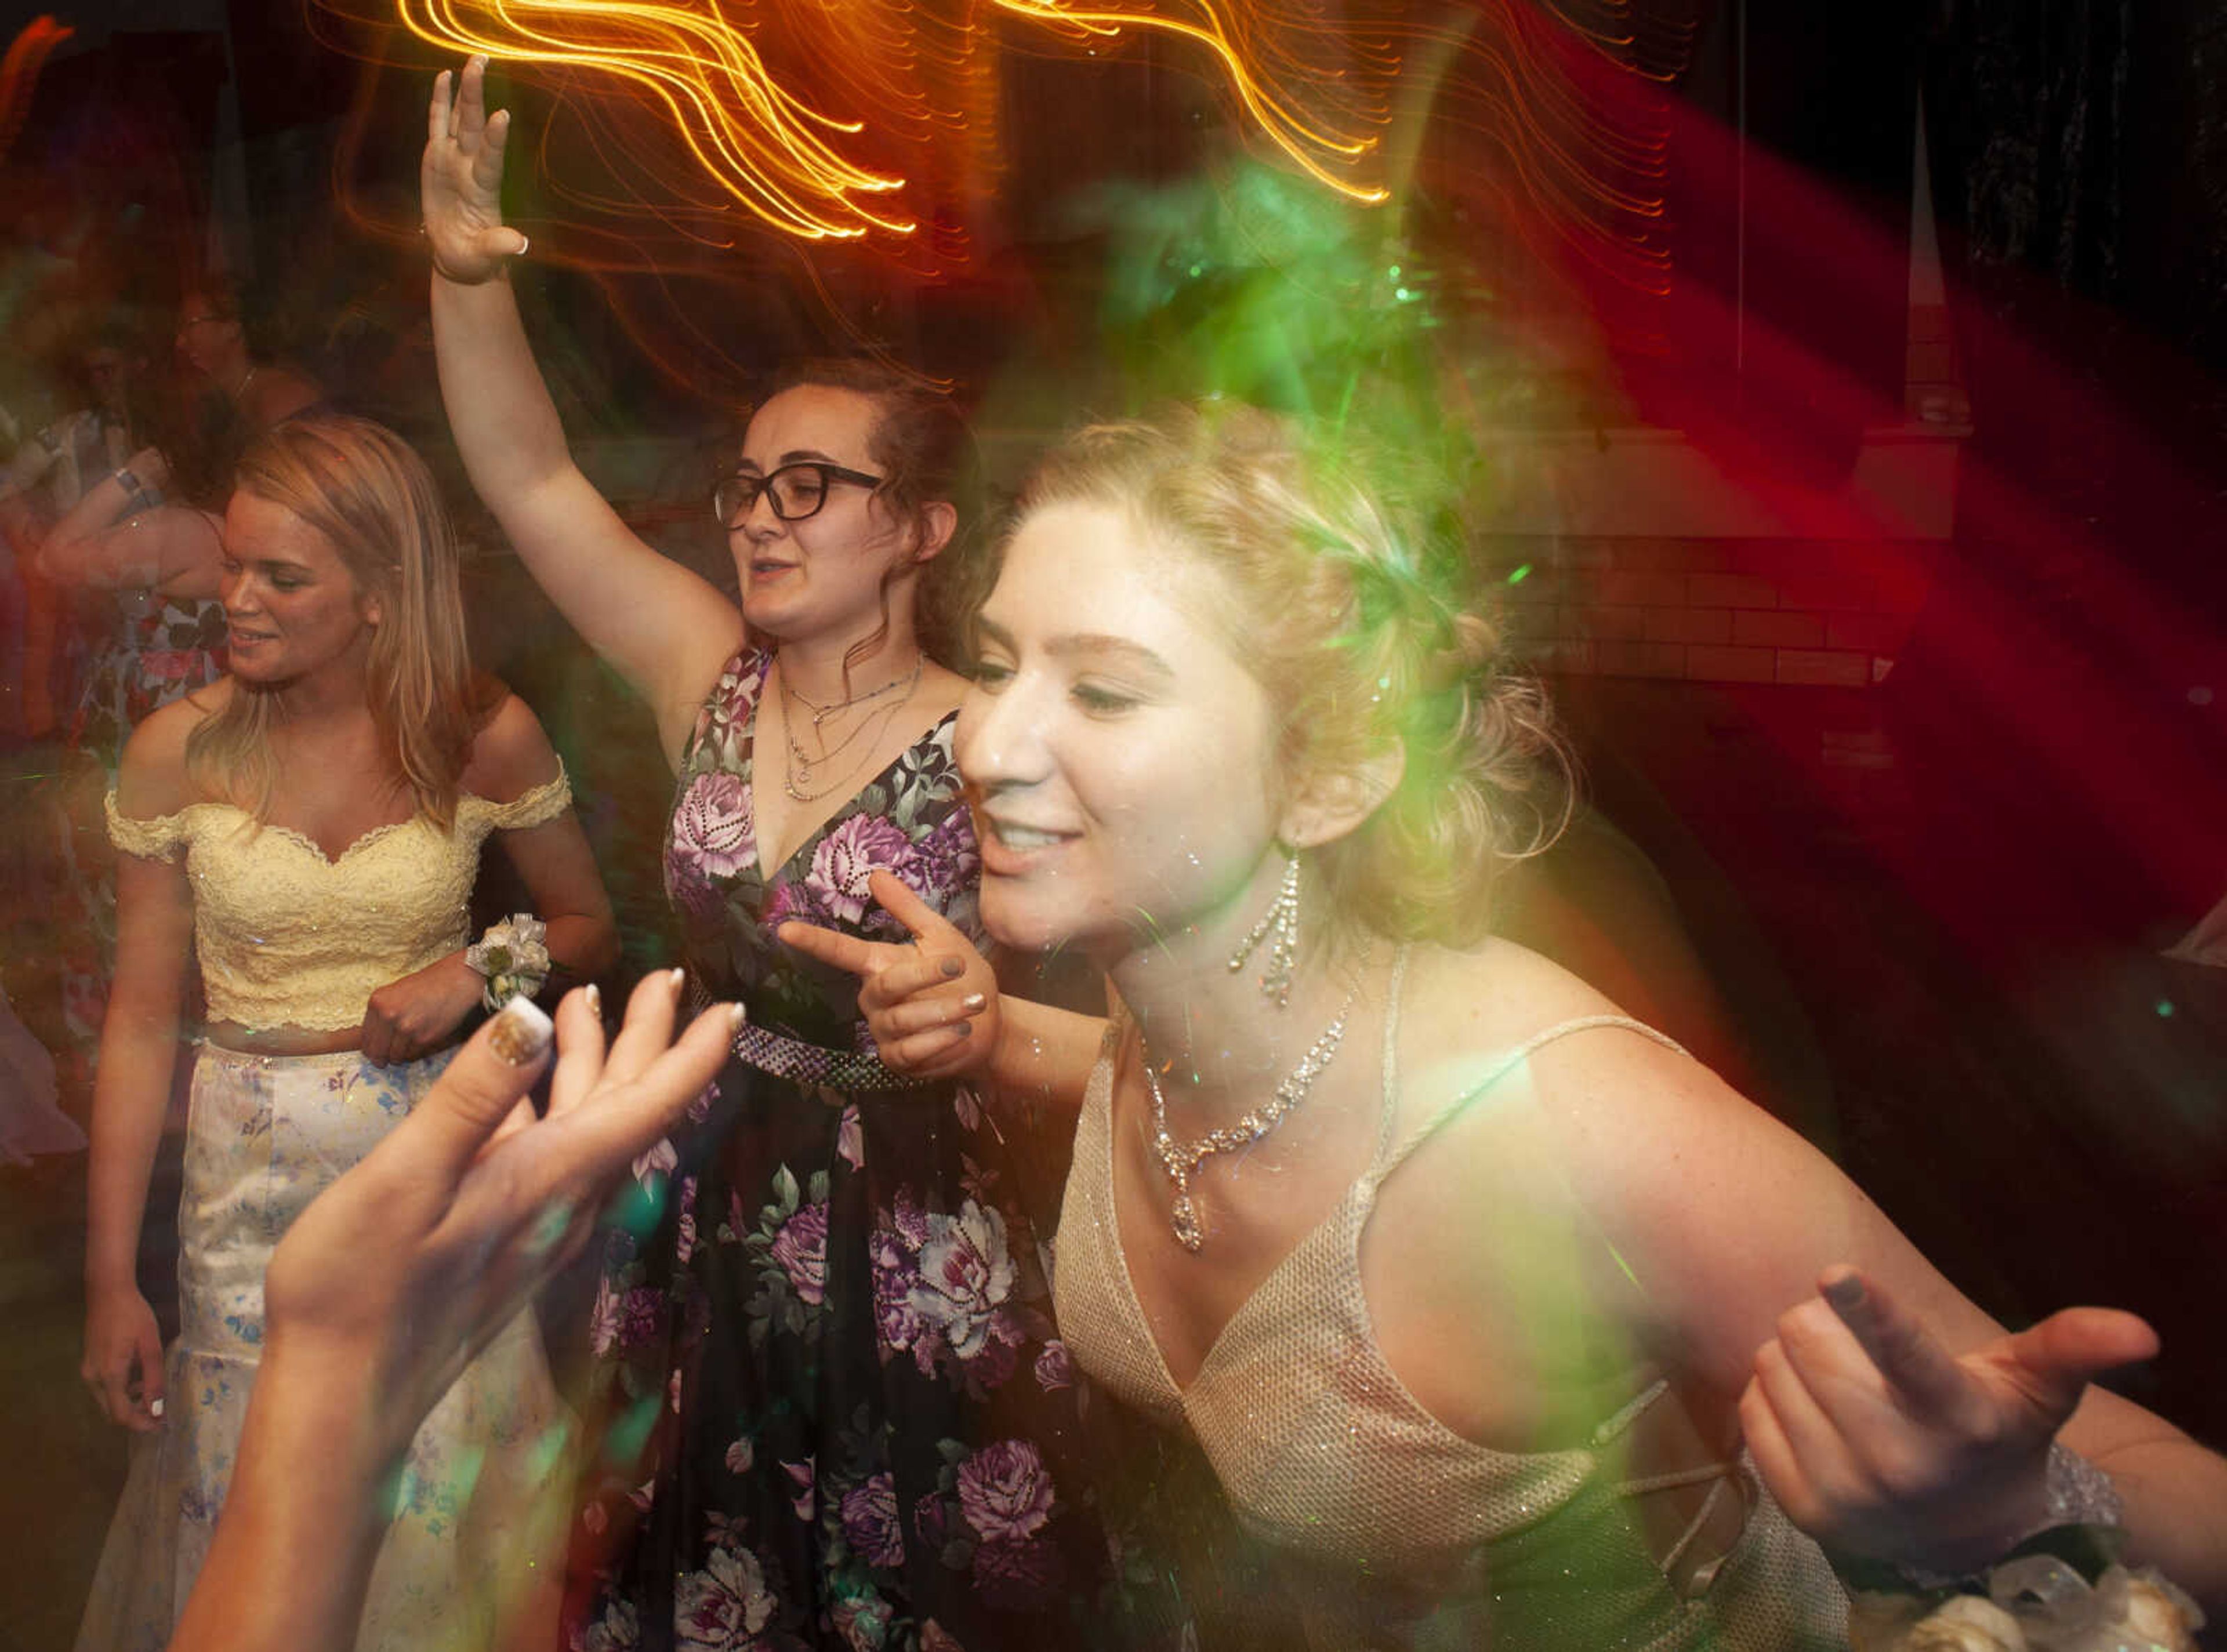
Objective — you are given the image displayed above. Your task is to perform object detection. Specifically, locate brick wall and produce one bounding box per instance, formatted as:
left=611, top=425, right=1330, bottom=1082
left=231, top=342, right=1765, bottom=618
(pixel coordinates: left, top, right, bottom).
left=1499, top=536, right=1937, bottom=685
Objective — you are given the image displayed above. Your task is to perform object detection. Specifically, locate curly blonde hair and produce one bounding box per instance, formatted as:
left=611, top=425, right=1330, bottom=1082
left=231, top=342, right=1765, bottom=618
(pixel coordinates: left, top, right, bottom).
left=188, top=415, right=492, bottom=829
left=1010, top=403, right=1572, bottom=947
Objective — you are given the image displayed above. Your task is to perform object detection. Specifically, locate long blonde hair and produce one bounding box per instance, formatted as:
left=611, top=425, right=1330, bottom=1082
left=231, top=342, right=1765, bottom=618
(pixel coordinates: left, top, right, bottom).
left=187, top=415, right=489, bottom=830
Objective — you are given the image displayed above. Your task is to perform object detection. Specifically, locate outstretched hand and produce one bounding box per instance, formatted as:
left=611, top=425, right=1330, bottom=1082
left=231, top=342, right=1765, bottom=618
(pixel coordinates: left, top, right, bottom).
left=1740, top=1265, right=2159, bottom=1572
left=778, top=868, right=997, bottom=1082
left=260, top=972, right=737, bottom=1462
left=423, top=55, right=529, bottom=285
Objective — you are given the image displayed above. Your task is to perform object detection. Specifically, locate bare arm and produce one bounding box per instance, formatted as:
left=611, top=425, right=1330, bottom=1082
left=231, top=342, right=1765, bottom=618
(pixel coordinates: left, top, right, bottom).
left=358, top=695, right=619, bottom=1065
left=169, top=979, right=739, bottom=1652
left=425, top=58, right=738, bottom=763
left=33, top=450, right=222, bottom=599
left=81, top=712, right=198, bottom=1430
left=1525, top=1015, right=2227, bottom=1603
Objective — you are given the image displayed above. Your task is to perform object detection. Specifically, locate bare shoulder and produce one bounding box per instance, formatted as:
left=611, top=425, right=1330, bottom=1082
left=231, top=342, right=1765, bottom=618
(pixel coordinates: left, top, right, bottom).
left=461, top=689, right=562, bottom=804
left=117, top=680, right=234, bottom=814
left=1390, top=938, right=1896, bottom=1375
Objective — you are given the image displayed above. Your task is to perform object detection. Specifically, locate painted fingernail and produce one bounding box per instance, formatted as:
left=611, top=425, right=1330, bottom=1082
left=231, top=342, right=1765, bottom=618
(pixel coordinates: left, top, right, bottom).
left=149, top=1397, right=164, bottom=1419
left=960, top=992, right=987, bottom=1012
left=940, top=957, right=964, bottom=979
left=951, top=1021, right=972, bottom=1039
left=1822, top=1270, right=1866, bottom=1312
left=488, top=995, right=554, bottom=1066
left=668, top=966, right=687, bottom=992
left=728, top=1003, right=748, bottom=1033
left=584, top=982, right=601, bottom=1016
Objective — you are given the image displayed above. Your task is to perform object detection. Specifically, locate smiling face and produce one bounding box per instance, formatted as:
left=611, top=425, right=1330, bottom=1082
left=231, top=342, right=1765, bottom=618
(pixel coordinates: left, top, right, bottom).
left=726, top=383, right=923, bottom=644
left=220, top=487, right=380, bottom=690
left=957, top=500, right=1292, bottom=963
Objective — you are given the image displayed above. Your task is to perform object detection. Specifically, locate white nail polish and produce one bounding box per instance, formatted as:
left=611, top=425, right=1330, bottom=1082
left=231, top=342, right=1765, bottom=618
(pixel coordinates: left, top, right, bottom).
left=149, top=1397, right=164, bottom=1419
left=584, top=982, right=601, bottom=1016
left=488, top=995, right=554, bottom=1065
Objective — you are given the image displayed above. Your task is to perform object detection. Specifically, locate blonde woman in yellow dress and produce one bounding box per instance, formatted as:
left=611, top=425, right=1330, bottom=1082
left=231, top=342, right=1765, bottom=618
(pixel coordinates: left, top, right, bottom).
left=75, top=413, right=618, bottom=1651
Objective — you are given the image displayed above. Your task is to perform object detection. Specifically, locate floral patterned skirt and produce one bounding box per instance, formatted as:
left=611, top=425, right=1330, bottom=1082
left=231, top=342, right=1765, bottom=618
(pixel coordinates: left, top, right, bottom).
left=75, top=1045, right=570, bottom=1652
left=571, top=1059, right=1192, bottom=1652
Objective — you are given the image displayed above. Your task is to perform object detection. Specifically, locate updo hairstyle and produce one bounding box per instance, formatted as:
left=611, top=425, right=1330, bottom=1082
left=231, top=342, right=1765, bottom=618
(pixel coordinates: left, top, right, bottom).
left=757, top=360, right=990, bottom=669
left=1011, top=402, right=1572, bottom=949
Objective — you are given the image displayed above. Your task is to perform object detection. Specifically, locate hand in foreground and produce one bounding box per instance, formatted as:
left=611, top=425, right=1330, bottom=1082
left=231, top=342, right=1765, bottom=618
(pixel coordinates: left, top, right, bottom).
left=423, top=55, right=528, bottom=285
left=1741, top=1265, right=2159, bottom=1573
left=82, top=1284, right=166, bottom=1432
left=262, top=971, right=737, bottom=1461
left=778, top=868, right=996, bottom=1082
left=359, top=953, right=485, bottom=1066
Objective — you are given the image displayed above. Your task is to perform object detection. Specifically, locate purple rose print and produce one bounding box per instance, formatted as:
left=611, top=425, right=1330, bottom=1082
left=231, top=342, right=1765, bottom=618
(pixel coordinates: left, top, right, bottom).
left=956, top=1440, right=1056, bottom=1542
left=770, top=1202, right=829, bottom=1305
left=890, top=1188, right=931, bottom=1250
left=807, top=815, right=919, bottom=927
left=837, top=1103, right=865, bottom=1170
left=971, top=1534, right=1062, bottom=1610
left=913, top=1490, right=948, bottom=1549
left=909, top=809, right=981, bottom=906
left=833, top=1594, right=893, bottom=1652
left=673, top=1545, right=777, bottom=1647
left=871, top=1228, right=926, bottom=1357
left=668, top=773, right=756, bottom=917
left=759, top=874, right=806, bottom=931
left=908, top=1201, right=1020, bottom=1363
left=1033, top=1339, right=1072, bottom=1392
left=621, top=1287, right=663, bottom=1350
left=839, top=1472, right=905, bottom=1569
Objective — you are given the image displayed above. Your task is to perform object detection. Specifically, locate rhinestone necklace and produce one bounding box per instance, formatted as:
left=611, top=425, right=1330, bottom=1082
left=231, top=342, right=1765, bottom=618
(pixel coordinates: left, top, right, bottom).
left=1142, top=987, right=1359, bottom=1252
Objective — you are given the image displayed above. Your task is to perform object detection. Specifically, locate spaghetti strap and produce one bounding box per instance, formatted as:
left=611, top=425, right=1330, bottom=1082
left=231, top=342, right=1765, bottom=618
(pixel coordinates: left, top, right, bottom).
left=1376, top=1012, right=1688, bottom=1178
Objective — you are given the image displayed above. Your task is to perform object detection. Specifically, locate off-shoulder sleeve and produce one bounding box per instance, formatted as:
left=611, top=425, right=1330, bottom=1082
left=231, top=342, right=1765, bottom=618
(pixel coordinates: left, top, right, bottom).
left=480, top=760, right=572, bottom=832
left=104, top=791, right=189, bottom=862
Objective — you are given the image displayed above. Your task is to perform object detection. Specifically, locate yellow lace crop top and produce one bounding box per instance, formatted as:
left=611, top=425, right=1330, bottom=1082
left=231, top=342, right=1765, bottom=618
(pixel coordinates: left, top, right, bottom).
left=104, top=768, right=571, bottom=1032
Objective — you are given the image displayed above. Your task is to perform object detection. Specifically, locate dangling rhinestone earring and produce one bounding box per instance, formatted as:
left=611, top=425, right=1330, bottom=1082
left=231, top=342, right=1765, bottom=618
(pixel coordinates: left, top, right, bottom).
left=1228, top=853, right=1302, bottom=1008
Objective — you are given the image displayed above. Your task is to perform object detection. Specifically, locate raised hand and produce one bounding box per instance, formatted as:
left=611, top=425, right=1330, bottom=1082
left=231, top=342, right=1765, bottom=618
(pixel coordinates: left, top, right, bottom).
left=1740, top=1265, right=2159, bottom=1572
left=261, top=973, right=738, bottom=1459
left=423, top=55, right=529, bottom=285
left=778, top=867, right=997, bottom=1081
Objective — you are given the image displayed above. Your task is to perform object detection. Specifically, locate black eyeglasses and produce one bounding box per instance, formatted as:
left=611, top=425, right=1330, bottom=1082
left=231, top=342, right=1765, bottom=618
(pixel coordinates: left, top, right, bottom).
left=713, top=462, right=883, bottom=527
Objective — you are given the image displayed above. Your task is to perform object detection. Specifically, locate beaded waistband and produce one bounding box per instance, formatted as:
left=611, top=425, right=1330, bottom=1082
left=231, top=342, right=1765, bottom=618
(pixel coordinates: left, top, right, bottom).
left=688, top=981, right=914, bottom=1091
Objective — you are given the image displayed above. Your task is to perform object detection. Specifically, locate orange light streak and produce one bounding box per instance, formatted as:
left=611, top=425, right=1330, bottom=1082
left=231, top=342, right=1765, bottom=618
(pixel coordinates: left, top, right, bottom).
left=0, top=17, right=72, bottom=167
left=398, top=0, right=916, bottom=238
left=984, top=0, right=1390, bottom=200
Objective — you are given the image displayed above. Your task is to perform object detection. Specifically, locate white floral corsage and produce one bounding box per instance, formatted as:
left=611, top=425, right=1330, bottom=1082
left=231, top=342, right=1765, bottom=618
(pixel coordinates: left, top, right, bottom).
left=466, top=913, right=550, bottom=1011
left=1847, top=1527, right=2205, bottom=1652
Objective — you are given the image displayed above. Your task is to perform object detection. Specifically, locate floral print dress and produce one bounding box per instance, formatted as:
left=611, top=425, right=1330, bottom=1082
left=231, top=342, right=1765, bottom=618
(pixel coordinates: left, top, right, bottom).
left=572, top=651, right=1184, bottom=1652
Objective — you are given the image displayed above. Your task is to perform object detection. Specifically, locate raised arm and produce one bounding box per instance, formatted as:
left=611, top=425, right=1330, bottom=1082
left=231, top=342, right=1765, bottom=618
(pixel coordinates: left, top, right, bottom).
left=358, top=694, right=619, bottom=1065
left=424, top=57, right=738, bottom=763
left=81, top=707, right=199, bottom=1432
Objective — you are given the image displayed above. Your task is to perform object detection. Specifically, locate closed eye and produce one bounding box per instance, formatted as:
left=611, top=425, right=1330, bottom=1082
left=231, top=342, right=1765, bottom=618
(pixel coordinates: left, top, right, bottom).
left=1072, top=681, right=1141, bottom=715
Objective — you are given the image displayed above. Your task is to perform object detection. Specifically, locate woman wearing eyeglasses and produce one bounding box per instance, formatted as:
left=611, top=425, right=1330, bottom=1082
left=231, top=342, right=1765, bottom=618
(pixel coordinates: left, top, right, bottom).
left=423, top=58, right=1163, bottom=1652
